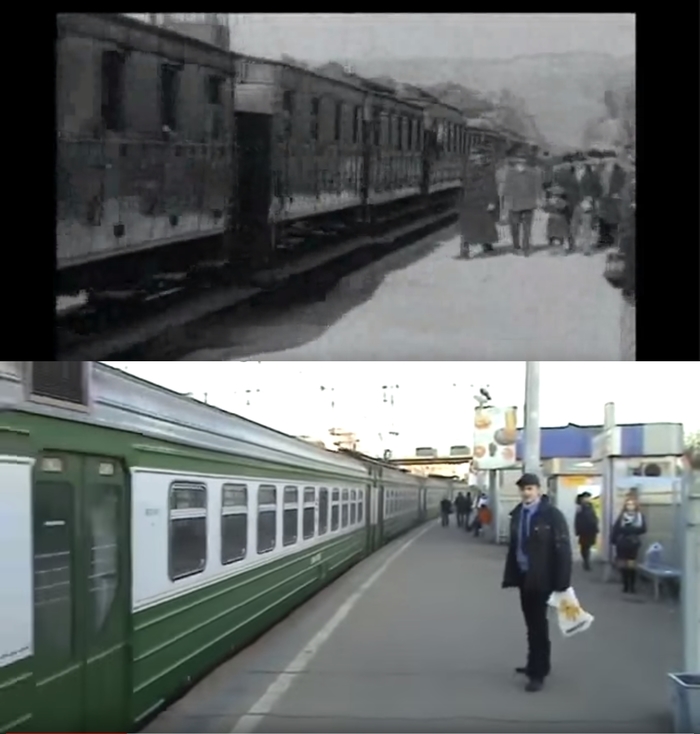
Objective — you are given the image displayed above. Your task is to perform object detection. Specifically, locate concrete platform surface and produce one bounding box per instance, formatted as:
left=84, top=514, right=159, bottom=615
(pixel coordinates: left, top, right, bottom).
left=237, top=212, right=625, bottom=361
left=143, top=522, right=681, bottom=734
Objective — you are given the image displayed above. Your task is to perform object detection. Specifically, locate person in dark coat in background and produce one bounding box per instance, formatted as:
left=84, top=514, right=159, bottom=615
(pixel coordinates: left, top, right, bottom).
left=455, top=491, right=467, bottom=527
left=459, top=145, right=500, bottom=258
left=540, top=151, right=554, bottom=194
left=619, top=162, right=635, bottom=302
left=502, top=473, right=572, bottom=692
left=597, top=152, right=627, bottom=248
left=574, top=492, right=599, bottom=570
left=502, top=147, right=541, bottom=256
left=544, top=185, right=571, bottom=252
left=553, top=155, right=580, bottom=250
left=611, top=494, right=647, bottom=593
left=440, top=497, right=452, bottom=527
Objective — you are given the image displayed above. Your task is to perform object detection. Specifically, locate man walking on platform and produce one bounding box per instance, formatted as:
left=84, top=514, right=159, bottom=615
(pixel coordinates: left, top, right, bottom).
left=502, top=473, right=572, bottom=692
left=574, top=491, right=599, bottom=570
left=502, top=148, right=540, bottom=256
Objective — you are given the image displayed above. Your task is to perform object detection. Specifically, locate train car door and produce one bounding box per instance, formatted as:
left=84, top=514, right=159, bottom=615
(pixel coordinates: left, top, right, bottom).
left=363, top=482, right=372, bottom=555
left=31, top=452, right=130, bottom=733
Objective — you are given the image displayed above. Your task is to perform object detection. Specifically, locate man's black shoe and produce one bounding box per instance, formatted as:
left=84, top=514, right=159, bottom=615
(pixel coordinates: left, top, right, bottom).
left=525, top=678, right=544, bottom=692
left=515, top=666, right=529, bottom=675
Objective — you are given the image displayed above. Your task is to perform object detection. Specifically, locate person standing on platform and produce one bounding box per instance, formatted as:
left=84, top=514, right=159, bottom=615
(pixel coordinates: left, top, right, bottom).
left=459, top=144, right=500, bottom=258
left=611, top=494, right=647, bottom=593
left=501, top=473, right=572, bottom=692
left=455, top=491, right=467, bottom=527
left=597, top=151, right=627, bottom=248
left=574, top=491, right=599, bottom=570
left=554, top=154, right=580, bottom=250
left=544, top=185, right=571, bottom=252
left=502, top=147, right=540, bottom=256
left=440, top=496, right=452, bottom=527
left=619, top=157, right=635, bottom=302
left=540, top=150, right=554, bottom=195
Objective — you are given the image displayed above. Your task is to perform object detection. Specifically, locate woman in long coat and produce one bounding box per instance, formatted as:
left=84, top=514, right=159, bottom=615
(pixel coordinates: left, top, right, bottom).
left=459, top=146, right=500, bottom=258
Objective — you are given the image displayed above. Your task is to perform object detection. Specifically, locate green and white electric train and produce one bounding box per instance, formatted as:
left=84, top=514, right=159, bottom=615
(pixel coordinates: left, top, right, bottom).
left=0, top=362, right=459, bottom=733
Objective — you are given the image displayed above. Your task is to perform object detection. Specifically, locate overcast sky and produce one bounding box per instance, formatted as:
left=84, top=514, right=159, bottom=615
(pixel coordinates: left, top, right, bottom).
left=104, top=361, right=695, bottom=457
left=227, top=14, right=635, bottom=63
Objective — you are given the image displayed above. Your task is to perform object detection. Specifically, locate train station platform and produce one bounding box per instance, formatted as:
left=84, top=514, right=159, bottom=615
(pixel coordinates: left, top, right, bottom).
left=144, top=520, right=680, bottom=734
left=236, top=210, right=630, bottom=362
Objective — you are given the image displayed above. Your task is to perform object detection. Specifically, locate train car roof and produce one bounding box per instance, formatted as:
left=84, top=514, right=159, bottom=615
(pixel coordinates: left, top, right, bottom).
left=60, top=13, right=243, bottom=61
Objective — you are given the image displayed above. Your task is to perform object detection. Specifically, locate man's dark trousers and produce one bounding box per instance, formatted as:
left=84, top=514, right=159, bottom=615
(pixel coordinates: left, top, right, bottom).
left=519, top=584, right=551, bottom=680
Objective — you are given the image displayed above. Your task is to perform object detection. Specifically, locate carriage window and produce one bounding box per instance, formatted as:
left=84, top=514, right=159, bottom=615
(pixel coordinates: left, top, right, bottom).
left=397, top=117, right=404, bottom=151
left=353, top=105, right=361, bottom=144
left=303, top=487, right=315, bottom=539
left=310, top=97, right=320, bottom=141
left=101, top=50, right=125, bottom=132
left=334, top=101, right=343, bottom=142
left=358, top=488, right=364, bottom=524
left=416, top=120, right=423, bottom=151
left=283, top=486, right=299, bottom=546
left=160, top=63, right=180, bottom=132
left=331, top=488, right=340, bottom=531
left=350, top=489, right=357, bottom=524
left=257, top=485, right=277, bottom=554
left=373, top=107, right=381, bottom=146
left=207, top=75, right=223, bottom=105
left=341, top=488, right=349, bottom=528
left=221, top=483, right=247, bottom=565
left=169, top=482, right=207, bottom=580
left=319, top=488, right=329, bottom=535
left=282, top=90, right=295, bottom=136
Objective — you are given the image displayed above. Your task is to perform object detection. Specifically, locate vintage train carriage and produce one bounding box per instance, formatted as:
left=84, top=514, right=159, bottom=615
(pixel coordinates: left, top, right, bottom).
left=423, top=98, right=466, bottom=194
left=360, top=79, right=424, bottom=206
left=56, top=14, right=236, bottom=290
left=0, top=362, right=446, bottom=734
left=234, top=56, right=370, bottom=261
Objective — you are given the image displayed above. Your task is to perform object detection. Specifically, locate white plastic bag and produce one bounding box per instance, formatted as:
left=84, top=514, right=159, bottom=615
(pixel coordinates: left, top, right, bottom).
left=547, top=587, right=594, bottom=638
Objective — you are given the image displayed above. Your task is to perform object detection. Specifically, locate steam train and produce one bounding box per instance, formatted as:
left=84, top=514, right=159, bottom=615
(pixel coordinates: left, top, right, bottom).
left=56, top=13, right=535, bottom=299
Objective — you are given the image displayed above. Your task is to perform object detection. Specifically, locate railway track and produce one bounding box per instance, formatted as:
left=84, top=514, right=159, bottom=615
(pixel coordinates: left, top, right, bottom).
left=57, top=200, right=458, bottom=360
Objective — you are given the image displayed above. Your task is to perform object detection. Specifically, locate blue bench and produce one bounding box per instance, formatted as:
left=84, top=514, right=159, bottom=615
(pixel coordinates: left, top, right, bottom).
left=638, top=561, right=682, bottom=601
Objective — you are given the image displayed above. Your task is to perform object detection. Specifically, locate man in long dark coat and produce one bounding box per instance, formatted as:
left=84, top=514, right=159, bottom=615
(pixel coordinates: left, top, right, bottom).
left=597, top=152, right=627, bottom=248
left=459, top=144, right=500, bottom=258
left=619, top=164, right=635, bottom=302
left=553, top=154, right=580, bottom=250
left=502, top=147, right=540, bottom=256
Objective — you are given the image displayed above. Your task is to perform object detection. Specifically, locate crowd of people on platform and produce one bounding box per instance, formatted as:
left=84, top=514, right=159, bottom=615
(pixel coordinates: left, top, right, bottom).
left=458, top=142, right=636, bottom=302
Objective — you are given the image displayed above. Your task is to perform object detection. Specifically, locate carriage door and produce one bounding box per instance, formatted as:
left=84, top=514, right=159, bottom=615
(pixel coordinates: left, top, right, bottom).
left=32, top=452, right=130, bottom=733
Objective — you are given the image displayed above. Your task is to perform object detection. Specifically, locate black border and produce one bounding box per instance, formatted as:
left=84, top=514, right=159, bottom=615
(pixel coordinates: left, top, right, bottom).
left=635, top=9, right=699, bottom=360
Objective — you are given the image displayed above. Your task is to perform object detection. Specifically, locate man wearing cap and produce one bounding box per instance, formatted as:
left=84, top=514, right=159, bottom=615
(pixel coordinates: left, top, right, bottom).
left=502, top=473, right=572, bottom=692
left=502, top=147, right=541, bottom=255
left=574, top=491, right=599, bottom=570
left=459, top=143, right=500, bottom=258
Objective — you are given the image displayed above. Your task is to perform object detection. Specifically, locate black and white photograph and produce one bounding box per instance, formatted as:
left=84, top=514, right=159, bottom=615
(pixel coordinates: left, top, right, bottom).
left=56, top=13, right=635, bottom=361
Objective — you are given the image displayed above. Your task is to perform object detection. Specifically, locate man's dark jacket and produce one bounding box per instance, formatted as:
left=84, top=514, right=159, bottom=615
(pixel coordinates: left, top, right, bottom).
left=502, top=501, right=572, bottom=594
left=574, top=504, right=599, bottom=543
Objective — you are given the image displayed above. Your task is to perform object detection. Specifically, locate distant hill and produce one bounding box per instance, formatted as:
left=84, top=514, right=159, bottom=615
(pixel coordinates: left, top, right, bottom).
left=348, top=52, right=635, bottom=149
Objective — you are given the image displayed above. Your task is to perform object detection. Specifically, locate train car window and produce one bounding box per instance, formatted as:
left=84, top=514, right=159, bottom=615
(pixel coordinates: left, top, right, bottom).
left=221, top=483, right=247, bottom=565
left=101, top=50, right=125, bottom=132
left=257, top=485, right=277, bottom=554
left=353, top=105, right=361, bottom=144
left=373, top=107, right=381, bottom=146
left=282, top=90, right=295, bottom=137
left=341, top=488, right=349, bottom=528
left=397, top=117, right=403, bottom=151
left=207, top=75, right=223, bottom=105
left=303, top=487, right=315, bottom=539
left=331, top=488, right=340, bottom=531
left=407, top=118, right=413, bottom=151
left=350, top=489, right=357, bottom=524
left=358, top=487, right=365, bottom=524
left=386, top=113, right=393, bottom=148
left=160, top=63, right=180, bottom=132
left=283, top=486, right=299, bottom=546
left=319, top=488, right=329, bottom=535
left=416, top=120, right=423, bottom=151
left=310, top=97, right=320, bottom=141
left=334, top=101, right=343, bottom=142
left=169, top=482, right=207, bottom=580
